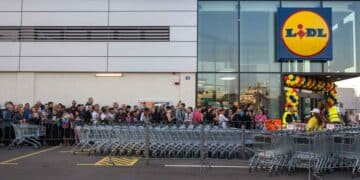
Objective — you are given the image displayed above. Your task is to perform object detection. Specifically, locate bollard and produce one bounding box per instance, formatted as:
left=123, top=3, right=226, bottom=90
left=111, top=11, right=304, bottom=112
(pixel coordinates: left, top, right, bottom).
left=144, top=123, right=150, bottom=166
left=241, top=124, right=246, bottom=158
left=200, top=123, right=205, bottom=164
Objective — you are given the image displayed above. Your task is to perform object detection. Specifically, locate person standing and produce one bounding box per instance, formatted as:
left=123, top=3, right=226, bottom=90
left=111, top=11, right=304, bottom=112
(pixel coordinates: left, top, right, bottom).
left=184, top=107, right=193, bottom=125
left=61, top=110, right=72, bottom=146
left=151, top=106, right=162, bottom=124
left=23, top=103, right=31, bottom=121
left=2, top=102, right=14, bottom=145
left=231, top=108, right=245, bottom=128
left=0, top=105, right=3, bottom=146
left=12, top=105, right=24, bottom=124
left=254, top=108, right=267, bottom=130
left=348, top=110, right=358, bottom=125
left=166, top=106, right=175, bottom=124
left=327, top=105, right=341, bottom=124
left=282, top=106, right=296, bottom=129
left=91, top=104, right=100, bottom=125
left=244, top=110, right=253, bottom=129
left=306, top=108, right=324, bottom=131
left=29, top=107, right=40, bottom=125
left=140, top=108, right=152, bottom=124
left=68, top=100, right=77, bottom=115
left=193, top=107, right=203, bottom=125
left=85, top=97, right=94, bottom=111
left=175, top=102, right=186, bottom=125
left=219, top=109, right=229, bottom=128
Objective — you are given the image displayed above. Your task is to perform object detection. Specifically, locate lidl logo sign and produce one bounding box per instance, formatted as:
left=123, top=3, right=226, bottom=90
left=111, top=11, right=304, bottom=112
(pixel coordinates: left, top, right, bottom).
left=278, top=8, right=332, bottom=60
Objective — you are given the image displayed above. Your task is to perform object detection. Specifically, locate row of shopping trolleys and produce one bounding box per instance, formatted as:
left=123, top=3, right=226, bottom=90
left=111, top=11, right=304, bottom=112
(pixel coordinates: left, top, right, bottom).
left=248, top=126, right=360, bottom=178
left=72, top=124, right=250, bottom=159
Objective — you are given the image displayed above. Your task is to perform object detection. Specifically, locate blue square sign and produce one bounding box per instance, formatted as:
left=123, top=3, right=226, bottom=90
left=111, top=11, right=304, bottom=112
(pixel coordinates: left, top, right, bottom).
left=278, top=8, right=332, bottom=61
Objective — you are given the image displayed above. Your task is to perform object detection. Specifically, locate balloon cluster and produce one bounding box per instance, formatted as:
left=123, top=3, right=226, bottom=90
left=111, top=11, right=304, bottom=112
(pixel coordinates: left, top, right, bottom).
left=325, top=86, right=338, bottom=107
left=284, top=74, right=336, bottom=92
left=285, top=87, right=299, bottom=112
left=284, top=74, right=338, bottom=109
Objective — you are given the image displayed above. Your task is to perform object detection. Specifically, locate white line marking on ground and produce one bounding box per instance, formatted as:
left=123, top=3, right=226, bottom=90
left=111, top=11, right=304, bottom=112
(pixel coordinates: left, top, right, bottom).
left=164, top=165, right=248, bottom=169
left=59, top=150, right=72, bottom=153
left=0, top=146, right=60, bottom=165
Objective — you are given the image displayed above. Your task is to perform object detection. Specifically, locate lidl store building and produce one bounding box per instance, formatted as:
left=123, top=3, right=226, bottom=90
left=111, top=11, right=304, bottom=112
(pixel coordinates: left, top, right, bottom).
left=0, top=0, right=359, bottom=119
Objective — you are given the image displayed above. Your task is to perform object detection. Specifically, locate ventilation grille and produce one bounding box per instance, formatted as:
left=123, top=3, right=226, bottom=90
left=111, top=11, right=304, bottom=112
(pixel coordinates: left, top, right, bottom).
left=0, top=26, right=170, bottom=42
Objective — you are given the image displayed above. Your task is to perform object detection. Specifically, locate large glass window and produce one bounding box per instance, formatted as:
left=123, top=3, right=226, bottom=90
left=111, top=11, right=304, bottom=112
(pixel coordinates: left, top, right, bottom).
left=240, top=73, right=281, bottom=119
left=323, top=1, right=360, bottom=72
left=197, top=73, right=239, bottom=107
left=239, top=1, right=280, bottom=72
left=282, top=61, right=323, bottom=72
left=281, top=0, right=321, bottom=7
left=197, top=0, right=360, bottom=118
left=198, top=1, right=238, bottom=72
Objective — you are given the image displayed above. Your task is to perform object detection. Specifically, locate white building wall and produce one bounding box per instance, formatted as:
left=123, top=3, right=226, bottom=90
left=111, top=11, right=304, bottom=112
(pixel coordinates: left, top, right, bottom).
left=22, top=0, right=109, bottom=11
left=0, top=0, right=197, bottom=73
left=0, top=0, right=197, bottom=106
left=0, top=0, right=22, bottom=11
left=109, top=0, right=197, bottom=11
left=338, top=88, right=357, bottom=110
left=0, top=73, right=195, bottom=108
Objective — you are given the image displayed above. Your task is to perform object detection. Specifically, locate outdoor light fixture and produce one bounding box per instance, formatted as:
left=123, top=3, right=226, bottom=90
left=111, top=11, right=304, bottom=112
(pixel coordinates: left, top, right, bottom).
left=198, top=78, right=207, bottom=84
left=326, top=75, right=332, bottom=78
left=220, top=76, right=236, bottom=81
left=95, top=73, right=123, bottom=77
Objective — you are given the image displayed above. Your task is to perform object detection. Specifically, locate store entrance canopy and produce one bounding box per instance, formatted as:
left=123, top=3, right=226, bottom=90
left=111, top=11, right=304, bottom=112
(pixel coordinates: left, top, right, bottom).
left=283, top=73, right=360, bottom=83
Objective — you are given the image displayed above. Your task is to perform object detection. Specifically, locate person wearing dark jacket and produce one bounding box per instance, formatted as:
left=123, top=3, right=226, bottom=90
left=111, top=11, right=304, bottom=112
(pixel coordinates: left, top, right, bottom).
left=204, top=108, right=214, bottom=124
left=0, top=108, right=3, bottom=145
left=67, top=100, right=77, bottom=115
left=231, top=108, right=245, bottom=128
left=114, top=108, right=126, bottom=124
left=2, top=102, right=14, bottom=145
left=28, top=107, right=41, bottom=125
left=244, top=110, right=253, bottom=129
left=151, top=106, right=162, bottom=124
left=23, top=103, right=31, bottom=121
left=12, top=106, right=24, bottom=124
left=78, top=105, right=91, bottom=124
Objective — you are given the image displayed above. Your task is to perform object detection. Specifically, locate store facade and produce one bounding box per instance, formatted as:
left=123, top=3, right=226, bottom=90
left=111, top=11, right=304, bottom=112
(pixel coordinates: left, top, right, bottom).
left=196, top=0, right=360, bottom=119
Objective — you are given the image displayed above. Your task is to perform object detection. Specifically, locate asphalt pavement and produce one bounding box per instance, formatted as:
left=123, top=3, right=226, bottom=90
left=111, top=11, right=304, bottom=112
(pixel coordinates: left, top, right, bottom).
left=0, top=146, right=356, bottom=180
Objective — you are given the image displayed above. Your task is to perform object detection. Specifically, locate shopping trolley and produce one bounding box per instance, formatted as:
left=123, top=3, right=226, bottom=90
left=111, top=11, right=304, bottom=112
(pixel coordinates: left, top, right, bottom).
left=248, top=130, right=291, bottom=175
left=286, top=131, right=331, bottom=177
left=332, top=129, right=360, bottom=177
left=10, top=123, right=45, bottom=149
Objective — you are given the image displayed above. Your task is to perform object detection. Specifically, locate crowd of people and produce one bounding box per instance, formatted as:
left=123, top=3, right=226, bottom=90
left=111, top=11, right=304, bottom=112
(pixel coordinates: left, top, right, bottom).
left=283, top=105, right=359, bottom=132
left=0, top=98, right=268, bottom=146
left=1, top=97, right=359, bottom=146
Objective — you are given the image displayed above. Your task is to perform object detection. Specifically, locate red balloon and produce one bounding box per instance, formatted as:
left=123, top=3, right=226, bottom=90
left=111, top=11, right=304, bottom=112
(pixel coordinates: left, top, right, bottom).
left=300, top=77, right=304, bottom=84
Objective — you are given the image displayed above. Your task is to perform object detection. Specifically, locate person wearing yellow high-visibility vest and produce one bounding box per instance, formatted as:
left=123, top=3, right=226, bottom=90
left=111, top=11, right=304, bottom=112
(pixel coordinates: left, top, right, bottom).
left=328, top=105, right=341, bottom=124
left=282, top=106, right=295, bottom=129
left=306, top=108, right=324, bottom=132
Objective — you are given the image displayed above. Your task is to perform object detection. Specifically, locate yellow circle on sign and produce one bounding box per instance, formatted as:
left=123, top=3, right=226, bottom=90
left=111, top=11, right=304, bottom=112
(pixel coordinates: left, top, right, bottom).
left=281, top=10, right=330, bottom=57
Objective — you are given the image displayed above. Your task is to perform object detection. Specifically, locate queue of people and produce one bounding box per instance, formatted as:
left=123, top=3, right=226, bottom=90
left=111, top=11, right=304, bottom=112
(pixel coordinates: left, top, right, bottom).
left=0, top=98, right=269, bottom=146
left=4, top=97, right=356, bottom=146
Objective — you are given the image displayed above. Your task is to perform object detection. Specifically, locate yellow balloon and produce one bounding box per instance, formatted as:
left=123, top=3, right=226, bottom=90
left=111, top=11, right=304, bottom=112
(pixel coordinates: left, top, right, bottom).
left=289, top=74, right=294, bottom=80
